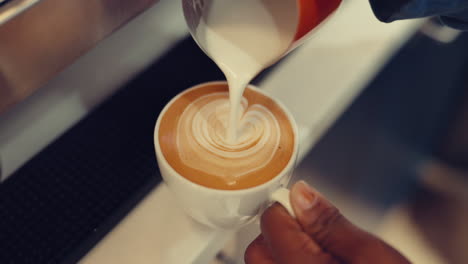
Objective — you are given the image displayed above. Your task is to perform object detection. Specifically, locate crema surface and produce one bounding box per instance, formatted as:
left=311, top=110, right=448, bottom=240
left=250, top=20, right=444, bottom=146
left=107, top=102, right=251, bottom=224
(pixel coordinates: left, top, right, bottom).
left=158, top=83, right=295, bottom=190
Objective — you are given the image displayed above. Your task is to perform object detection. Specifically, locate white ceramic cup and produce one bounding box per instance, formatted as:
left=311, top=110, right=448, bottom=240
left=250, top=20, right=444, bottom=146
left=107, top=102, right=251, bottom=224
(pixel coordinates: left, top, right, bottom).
left=154, top=81, right=298, bottom=229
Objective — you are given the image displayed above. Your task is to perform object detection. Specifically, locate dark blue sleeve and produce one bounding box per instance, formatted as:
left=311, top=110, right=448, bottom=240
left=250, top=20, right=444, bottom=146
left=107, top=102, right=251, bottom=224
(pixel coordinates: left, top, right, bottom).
left=369, top=0, right=468, bottom=30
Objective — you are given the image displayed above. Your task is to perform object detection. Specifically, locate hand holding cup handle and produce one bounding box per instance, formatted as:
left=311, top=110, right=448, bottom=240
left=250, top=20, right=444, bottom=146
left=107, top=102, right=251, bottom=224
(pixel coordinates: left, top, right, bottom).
left=246, top=181, right=412, bottom=264
left=270, top=188, right=296, bottom=218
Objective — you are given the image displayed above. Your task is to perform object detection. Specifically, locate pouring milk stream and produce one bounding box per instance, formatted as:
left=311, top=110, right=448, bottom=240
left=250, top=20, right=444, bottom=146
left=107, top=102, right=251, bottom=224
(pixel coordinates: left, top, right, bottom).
left=183, top=0, right=342, bottom=144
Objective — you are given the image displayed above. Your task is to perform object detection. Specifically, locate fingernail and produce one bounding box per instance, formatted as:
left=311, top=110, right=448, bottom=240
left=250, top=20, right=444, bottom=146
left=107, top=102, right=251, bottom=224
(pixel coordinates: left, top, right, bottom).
left=291, top=181, right=317, bottom=211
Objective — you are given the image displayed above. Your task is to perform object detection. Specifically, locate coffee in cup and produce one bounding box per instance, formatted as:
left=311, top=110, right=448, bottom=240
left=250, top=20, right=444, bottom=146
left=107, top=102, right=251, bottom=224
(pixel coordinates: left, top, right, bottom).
left=157, top=82, right=295, bottom=191
left=154, top=81, right=298, bottom=228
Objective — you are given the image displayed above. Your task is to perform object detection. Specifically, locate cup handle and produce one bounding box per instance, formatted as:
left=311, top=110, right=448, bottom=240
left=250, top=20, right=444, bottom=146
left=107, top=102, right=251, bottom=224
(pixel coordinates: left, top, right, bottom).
left=270, top=188, right=296, bottom=218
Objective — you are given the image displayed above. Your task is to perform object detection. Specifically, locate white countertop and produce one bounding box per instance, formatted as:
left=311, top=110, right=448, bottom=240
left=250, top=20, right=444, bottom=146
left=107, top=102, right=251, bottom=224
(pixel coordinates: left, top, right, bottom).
left=0, top=0, right=424, bottom=263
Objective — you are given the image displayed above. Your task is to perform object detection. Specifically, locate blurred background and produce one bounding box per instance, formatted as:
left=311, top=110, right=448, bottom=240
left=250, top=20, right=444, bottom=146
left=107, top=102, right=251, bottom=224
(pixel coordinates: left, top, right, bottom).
left=1, top=0, right=467, bottom=263
left=286, top=28, right=468, bottom=264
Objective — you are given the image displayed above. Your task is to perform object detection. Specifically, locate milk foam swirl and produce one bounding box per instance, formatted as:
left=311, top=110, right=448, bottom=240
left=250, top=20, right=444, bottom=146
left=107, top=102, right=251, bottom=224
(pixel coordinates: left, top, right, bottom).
left=176, top=92, right=280, bottom=185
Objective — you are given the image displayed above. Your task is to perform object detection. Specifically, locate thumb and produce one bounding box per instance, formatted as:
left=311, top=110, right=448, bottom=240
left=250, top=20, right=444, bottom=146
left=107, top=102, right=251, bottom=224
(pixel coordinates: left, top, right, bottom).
left=290, top=181, right=411, bottom=264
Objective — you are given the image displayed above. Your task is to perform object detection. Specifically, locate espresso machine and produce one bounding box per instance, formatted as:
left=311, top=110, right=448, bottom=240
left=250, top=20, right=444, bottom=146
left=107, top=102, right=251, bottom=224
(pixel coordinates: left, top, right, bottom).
left=1, top=0, right=467, bottom=263
left=0, top=0, right=172, bottom=113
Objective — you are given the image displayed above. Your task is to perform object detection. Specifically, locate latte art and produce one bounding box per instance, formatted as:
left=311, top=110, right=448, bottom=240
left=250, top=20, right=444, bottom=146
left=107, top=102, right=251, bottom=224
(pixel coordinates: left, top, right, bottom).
left=176, top=92, right=280, bottom=185
left=158, top=83, right=295, bottom=190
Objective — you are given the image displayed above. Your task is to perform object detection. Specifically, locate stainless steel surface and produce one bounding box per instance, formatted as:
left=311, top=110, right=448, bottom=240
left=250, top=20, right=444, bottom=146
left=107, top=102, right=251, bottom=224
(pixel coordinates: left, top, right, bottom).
left=0, top=0, right=159, bottom=114
left=0, top=0, right=40, bottom=26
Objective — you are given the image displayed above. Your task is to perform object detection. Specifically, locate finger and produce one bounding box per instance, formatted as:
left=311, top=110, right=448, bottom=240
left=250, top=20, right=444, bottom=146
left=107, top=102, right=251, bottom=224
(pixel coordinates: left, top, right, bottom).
left=290, top=181, right=410, bottom=264
left=244, top=235, right=275, bottom=264
left=260, top=203, right=340, bottom=264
